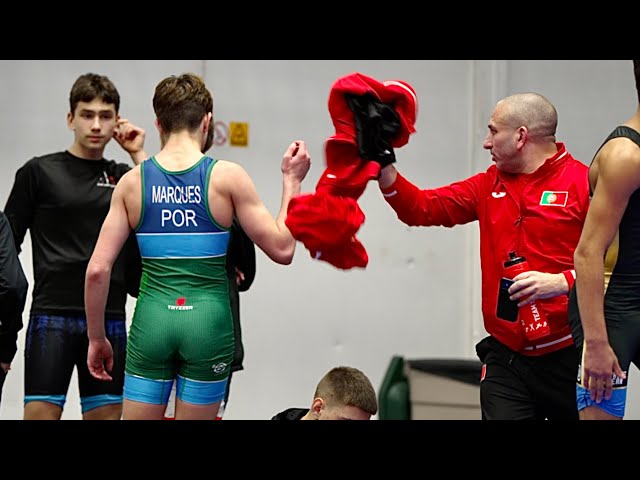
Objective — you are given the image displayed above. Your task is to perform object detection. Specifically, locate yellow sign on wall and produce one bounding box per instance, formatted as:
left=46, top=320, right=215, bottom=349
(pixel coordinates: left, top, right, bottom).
left=229, top=122, right=249, bottom=147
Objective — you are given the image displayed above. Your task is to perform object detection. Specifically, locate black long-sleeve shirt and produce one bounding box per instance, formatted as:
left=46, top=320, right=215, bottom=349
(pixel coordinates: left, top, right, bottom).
left=4, top=151, right=140, bottom=318
left=0, top=211, right=28, bottom=363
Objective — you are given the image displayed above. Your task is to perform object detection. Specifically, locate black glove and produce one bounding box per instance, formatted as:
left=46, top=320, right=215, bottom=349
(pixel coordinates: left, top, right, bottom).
left=345, top=93, right=401, bottom=168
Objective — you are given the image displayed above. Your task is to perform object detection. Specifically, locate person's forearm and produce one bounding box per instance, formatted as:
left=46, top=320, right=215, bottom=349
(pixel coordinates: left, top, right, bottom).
left=85, top=267, right=111, bottom=340
left=129, top=150, right=148, bottom=166
left=273, top=175, right=302, bottom=261
left=278, top=174, right=301, bottom=215
left=575, top=254, right=608, bottom=343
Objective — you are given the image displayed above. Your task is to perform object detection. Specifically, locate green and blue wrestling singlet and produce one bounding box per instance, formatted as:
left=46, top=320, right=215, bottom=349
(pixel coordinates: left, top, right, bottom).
left=125, top=156, right=234, bottom=406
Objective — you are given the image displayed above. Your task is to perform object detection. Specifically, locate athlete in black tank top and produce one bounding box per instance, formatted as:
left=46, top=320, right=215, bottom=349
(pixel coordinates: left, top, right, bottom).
left=571, top=59, right=640, bottom=420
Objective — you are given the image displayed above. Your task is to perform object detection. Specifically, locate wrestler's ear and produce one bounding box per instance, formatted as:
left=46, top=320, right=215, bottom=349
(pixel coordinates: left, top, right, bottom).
left=311, top=398, right=323, bottom=419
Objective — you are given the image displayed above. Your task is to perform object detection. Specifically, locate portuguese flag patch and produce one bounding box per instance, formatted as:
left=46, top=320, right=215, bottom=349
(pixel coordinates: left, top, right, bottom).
left=540, top=191, right=568, bottom=206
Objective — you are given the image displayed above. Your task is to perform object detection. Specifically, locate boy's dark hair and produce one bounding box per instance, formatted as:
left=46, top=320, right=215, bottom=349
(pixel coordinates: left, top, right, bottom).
left=69, top=73, right=120, bottom=114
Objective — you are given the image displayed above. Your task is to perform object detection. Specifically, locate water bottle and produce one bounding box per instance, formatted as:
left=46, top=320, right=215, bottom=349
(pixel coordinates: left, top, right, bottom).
left=503, top=252, right=550, bottom=341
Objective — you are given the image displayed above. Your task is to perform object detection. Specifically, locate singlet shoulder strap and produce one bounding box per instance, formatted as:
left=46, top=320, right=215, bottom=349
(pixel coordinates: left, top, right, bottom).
left=607, top=125, right=640, bottom=147
left=591, top=126, right=640, bottom=166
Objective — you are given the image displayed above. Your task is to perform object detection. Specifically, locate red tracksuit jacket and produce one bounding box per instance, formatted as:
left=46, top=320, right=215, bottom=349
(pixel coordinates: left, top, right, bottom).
left=381, top=143, right=590, bottom=355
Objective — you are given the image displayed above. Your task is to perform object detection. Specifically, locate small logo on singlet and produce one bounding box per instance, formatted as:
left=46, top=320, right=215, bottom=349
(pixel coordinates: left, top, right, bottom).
left=212, top=362, right=228, bottom=373
left=167, top=297, right=193, bottom=311
left=97, top=171, right=116, bottom=188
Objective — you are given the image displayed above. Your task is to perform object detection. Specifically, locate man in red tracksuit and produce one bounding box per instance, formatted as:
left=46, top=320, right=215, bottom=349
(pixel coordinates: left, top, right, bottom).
left=377, top=92, right=590, bottom=420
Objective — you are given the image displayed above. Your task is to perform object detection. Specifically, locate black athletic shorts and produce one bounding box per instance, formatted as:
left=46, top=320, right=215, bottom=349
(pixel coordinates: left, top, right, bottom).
left=24, top=314, right=126, bottom=413
left=476, top=335, right=578, bottom=420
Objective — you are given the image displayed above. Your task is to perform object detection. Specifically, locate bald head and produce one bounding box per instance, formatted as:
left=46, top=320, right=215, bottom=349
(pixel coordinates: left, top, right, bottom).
left=496, top=92, right=557, bottom=141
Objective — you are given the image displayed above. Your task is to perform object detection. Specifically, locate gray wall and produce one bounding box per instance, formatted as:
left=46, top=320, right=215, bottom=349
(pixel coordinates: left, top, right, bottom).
left=0, top=60, right=635, bottom=420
